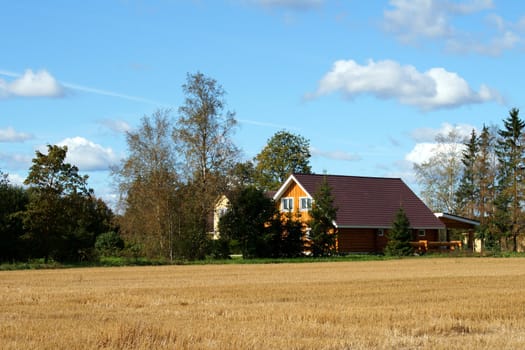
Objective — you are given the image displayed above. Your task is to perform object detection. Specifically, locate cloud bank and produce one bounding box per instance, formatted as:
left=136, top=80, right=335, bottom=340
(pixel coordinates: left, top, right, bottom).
left=310, top=59, right=501, bottom=110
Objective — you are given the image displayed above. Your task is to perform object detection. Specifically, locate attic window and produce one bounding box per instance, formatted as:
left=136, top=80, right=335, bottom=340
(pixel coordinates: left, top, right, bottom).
left=281, top=198, right=293, bottom=212
left=300, top=197, right=312, bottom=211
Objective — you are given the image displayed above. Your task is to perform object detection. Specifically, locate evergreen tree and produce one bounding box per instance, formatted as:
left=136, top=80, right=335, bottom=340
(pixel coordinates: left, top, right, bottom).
left=494, top=108, right=525, bottom=251
left=277, top=212, right=305, bottom=258
left=385, top=207, right=413, bottom=256
left=456, top=129, right=479, bottom=218
left=218, top=186, right=276, bottom=258
left=309, top=177, right=337, bottom=257
left=476, top=125, right=497, bottom=250
left=0, top=172, right=29, bottom=261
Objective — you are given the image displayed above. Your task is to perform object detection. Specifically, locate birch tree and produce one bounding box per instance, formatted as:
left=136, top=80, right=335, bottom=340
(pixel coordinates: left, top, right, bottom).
left=173, top=72, right=239, bottom=258
left=114, top=110, right=179, bottom=259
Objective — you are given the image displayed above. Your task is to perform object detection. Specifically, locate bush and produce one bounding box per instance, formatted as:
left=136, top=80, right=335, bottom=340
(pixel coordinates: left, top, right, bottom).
left=95, top=231, right=124, bottom=257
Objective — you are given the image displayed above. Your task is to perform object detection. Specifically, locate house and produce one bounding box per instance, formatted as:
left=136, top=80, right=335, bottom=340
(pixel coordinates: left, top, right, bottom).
left=273, top=173, right=446, bottom=253
left=211, top=195, right=230, bottom=240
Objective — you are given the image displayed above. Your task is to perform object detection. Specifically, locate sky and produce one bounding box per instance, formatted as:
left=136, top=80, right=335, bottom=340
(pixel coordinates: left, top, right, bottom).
left=1, top=0, right=524, bottom=208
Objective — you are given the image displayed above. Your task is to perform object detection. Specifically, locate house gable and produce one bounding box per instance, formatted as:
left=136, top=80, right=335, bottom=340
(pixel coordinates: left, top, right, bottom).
left=273, top=175, right=313, bottom=218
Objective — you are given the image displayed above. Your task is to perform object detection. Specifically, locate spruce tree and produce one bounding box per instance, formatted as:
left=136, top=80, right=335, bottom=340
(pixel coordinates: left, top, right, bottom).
left=494, top=108, right=525, bottom=251
left=309, top=176, right=337, bottom=257
left=385, top=207, right=413, bottom=256
left=456, top=129, right=479, bottom=218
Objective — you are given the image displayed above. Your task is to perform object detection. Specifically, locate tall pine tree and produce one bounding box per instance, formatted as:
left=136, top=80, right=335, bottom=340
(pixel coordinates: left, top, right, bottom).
left=494, top=108, right=525, bottom=251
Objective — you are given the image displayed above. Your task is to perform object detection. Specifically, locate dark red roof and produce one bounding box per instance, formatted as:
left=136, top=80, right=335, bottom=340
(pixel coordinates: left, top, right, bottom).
left=290, top=174, right=444, bottom=229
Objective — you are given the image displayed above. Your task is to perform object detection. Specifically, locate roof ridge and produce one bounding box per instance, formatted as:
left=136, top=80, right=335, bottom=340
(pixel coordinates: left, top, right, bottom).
left=293, top=173, right=402, bottom=181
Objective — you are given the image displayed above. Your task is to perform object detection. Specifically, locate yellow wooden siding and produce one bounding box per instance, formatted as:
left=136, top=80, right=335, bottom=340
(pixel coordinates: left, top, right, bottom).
left=278, top=181, right=312, bottom=222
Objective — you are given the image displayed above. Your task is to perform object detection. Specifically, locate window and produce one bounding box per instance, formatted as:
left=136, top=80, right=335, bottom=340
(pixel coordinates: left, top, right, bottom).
left=300, top=197, right=312, bottom=211
left=418, top=229, right=426, bottom=237
left=281, top=197, right=293, bottom=212
left=377, top=229, right=384, bottom=237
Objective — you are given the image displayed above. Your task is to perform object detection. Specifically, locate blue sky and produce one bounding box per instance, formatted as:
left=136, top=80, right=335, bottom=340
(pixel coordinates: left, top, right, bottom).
left=1, top=0, right=523, bottom=207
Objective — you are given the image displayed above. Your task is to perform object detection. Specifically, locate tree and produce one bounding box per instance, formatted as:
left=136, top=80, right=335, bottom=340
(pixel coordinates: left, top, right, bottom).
left=414, top=128, right=466, bottom=213
left=384, top=207, right=413, bottom=256
left=0, top=172, right=29, bottom=262
left=309, top=177, right=337, bottom=257
left=494, top=108, right=525, bottom=251
left=218, top=186, right=277, bottom=258
left=23, top=145, right=93, bottom=262
left=254, top=130, right=312, bottom=191
left=173, top=72, right=239, bottom=258
left=476, top=125, right=498, bottom=250
left=114, top=110, right=179, bottom=259
left=456, top=129, right=479, bottom=218
left=277, top=213, right=305, bottom=258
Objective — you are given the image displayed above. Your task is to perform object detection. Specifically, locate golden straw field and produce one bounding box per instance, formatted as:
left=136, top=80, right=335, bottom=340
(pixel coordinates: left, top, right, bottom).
left=1, top=258, right=525, bottom=349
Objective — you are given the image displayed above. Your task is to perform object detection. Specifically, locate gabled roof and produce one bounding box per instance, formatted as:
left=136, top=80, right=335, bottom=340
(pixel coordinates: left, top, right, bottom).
left=274, top=173, right=445, bottom=229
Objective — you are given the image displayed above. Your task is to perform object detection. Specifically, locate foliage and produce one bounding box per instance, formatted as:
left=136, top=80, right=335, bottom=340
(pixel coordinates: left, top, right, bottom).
left=455, top=129, right=479, bottom=218
left=95, top=231, right=125, bottom=257
left=218, top=186, right=277, bottom=258
left=254, top=130, right=312, bottom=191
left=0, top=174, right=29, bottom=262
left=174, top=72, right=240, bottom=258
left=114, top=110, right=179, bottom=260
left=414, top=128, right=466, bottom=213
left=22, top=145, right=102, bottom=262
left=277, top=213, right=305, bottom=258
left=309, top=176, right=337, bottom=257
left=385, top=207, right=413, bottom=256
left=494, top=108, right=525, bottom=251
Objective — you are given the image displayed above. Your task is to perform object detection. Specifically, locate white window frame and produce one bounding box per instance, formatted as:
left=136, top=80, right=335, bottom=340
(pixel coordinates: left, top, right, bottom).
left=418, top=229, right=426, bottom=237
left=281, top=197, right=294, bottom=212
left=299, top=197, right=312, bottom=211
left=377, top=229, right=384, bottom=237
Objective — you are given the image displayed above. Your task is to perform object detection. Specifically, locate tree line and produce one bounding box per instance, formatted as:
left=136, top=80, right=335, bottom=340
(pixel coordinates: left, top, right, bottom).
left=415, top=108, right=525, bottom=252
left=2, top=72, right=524, bottom=262
left=0, top=72, right=318, bottom=263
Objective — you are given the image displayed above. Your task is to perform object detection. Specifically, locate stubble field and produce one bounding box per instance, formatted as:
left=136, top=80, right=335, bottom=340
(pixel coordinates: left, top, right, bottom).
left=1, top=258, right=525, bottom=349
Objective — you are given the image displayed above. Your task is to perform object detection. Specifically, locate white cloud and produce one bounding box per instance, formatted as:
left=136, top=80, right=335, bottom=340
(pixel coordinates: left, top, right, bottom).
left=383, top=0, right=524, bottom=56
left=251, top=0, right=323, bottom=10
left=0, top=69, right=64, bottom=98
left=384, top=0, right=494, bottom=42
left=310, top=59, right=501, bottom=110
left=411, top=122, right=476, bottom=142
left=0, top=152, right=32, bottom=170
left=405, top=142, right=441, bottom=164
left=56, top=137, right=119, bottom=171
left=0, top=68, right=164, bottom=105
left=405, top=123, right=471, bottom=165
left=384, top=0, right=452, bottom=42
left=311, top=147, right=361, bottom=161
left=100, top=119, right=132, bottom=134
left=0, top=127, right=33, bottom=142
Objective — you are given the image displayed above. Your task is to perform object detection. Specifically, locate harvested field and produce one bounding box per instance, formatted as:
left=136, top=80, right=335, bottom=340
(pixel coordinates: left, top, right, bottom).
left=1, top=258, right=525, bottom=349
